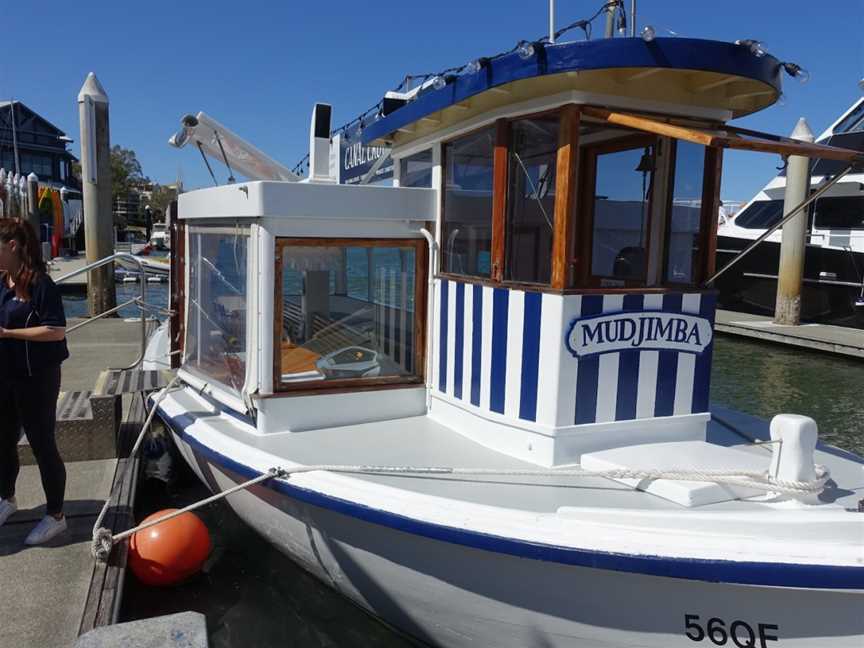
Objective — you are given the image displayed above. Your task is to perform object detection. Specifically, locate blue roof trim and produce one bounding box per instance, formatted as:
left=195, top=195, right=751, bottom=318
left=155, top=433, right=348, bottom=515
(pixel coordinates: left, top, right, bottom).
left=362, top=38, right=782, bottom=145
left=155, top=402, right=863, bottom=590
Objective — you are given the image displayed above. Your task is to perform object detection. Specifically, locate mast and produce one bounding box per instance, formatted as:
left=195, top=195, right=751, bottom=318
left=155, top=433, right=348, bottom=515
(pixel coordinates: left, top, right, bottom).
left=9, top=99, right=20, bottom=175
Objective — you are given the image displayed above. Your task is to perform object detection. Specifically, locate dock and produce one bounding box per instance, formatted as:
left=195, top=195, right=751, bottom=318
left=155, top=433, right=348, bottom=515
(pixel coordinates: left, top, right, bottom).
left=0, top=318, right=165, bottom=648
left=715, top=309, right=864, bottom=359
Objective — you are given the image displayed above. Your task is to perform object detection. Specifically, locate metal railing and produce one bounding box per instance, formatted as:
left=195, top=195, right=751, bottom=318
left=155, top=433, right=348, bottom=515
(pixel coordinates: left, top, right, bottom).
left=54, top=252, right=167, bottom=370
left=704, top=165, right=853, bottom=286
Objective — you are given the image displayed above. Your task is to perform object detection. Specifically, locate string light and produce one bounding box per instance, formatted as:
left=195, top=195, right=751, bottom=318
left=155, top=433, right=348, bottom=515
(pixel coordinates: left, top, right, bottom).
left=782, top=62, right=810, bottom=84
left=293, top=0, right=623, bottom=170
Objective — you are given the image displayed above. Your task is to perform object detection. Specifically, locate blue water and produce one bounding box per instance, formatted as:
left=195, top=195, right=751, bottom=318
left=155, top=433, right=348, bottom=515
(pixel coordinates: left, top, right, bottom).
left=63, top=282, right=169, bottom=320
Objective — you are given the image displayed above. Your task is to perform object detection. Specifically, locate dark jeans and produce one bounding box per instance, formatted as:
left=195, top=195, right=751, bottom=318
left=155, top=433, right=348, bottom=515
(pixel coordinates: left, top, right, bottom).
left=0, top=366, right=66, bottom=516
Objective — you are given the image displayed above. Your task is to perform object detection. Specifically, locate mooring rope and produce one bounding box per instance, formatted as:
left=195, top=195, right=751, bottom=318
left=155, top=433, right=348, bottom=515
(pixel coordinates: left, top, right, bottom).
left=91, top=452, right=830, bottom=561
left=91, top=376, right=183, bottom=560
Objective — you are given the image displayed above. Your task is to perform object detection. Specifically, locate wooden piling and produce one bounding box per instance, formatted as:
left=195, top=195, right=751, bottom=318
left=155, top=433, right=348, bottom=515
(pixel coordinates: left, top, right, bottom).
left=773, top=118, right=813, bottom=326
left=78, top=73, right=116, bottom=317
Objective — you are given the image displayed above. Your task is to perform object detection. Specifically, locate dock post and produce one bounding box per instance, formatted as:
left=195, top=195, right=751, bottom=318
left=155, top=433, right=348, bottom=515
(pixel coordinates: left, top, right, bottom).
left=78, top=72, right=116, bottom=317
left=773, top=118, right=813, bottom=326
left=26, top=172, right=40, bottom=242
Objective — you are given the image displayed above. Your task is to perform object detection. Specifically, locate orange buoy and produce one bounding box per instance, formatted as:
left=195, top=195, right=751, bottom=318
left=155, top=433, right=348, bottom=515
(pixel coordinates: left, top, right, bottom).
left=128, top=509, right=212, bottom=586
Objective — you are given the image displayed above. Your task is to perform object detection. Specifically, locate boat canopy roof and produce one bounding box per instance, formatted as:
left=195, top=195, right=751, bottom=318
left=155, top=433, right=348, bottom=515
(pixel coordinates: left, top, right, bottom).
left=363, top=38, right=783, bottom=148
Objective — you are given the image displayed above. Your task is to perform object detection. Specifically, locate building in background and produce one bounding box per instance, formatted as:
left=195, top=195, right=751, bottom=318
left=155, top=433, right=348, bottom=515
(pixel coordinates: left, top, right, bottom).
left=0, top=100, right=79, bottom=190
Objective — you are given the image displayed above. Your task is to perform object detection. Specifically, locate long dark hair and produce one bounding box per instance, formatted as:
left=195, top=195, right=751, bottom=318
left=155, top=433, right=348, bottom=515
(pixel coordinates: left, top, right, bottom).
left=0, top=218, right=46, bottom=298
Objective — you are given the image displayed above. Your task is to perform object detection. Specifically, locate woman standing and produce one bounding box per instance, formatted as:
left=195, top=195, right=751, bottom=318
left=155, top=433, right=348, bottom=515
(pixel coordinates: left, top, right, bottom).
left=0, top=218, right=69, bottom=545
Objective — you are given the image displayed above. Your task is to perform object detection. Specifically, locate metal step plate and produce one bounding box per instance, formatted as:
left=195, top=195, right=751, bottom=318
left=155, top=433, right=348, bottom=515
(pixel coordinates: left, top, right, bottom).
left=94, top=369, right=174, bottom=397
left=56, top=391, right=93, bottom=422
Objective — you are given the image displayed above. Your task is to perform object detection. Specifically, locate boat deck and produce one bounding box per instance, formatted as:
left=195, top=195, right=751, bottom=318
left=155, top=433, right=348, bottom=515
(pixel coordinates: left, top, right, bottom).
left=715, top=309, right=864, bottom=359
left=169, top=389, right=864, bottom=516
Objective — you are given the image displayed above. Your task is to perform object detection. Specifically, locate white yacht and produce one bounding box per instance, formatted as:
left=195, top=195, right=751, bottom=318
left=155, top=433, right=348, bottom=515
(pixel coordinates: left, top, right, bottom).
left=141, top=13, right=864, bottom=648
left=717, top=95, right=864, bottom=326
left=149, top=222, right=169, bottom=250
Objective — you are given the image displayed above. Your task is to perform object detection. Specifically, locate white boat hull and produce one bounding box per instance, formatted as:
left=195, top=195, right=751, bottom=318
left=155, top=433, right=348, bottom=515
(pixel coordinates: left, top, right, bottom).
left=167, top=426, right=864, bottom=648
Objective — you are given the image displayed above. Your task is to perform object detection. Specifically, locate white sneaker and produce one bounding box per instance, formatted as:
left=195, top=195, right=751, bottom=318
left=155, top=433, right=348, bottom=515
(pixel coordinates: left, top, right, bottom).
left=0, top=498, right=17, bottom=527
left=24, top=515, right=67, bottom=545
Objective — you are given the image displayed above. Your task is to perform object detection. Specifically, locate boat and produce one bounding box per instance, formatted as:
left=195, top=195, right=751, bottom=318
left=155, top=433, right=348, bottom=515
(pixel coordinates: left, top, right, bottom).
left=150, top=222, right=170, bottom=250
left=716, top=94, right=864, bottom=327
left=147, top=9, right=864, bottom=647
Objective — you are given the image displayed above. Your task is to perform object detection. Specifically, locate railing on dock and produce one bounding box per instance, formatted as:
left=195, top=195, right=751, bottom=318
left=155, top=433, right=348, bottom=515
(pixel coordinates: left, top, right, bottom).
left=54, top=252, right=170, bottom=370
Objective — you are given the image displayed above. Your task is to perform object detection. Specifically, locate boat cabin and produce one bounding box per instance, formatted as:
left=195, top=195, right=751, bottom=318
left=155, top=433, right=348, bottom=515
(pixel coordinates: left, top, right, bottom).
left=170, top=38, right=863, bottom=467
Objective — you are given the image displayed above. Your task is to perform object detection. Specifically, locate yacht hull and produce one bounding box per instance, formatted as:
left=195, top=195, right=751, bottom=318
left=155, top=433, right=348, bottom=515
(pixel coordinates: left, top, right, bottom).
left=716, top=235, right=864, bottom=328
left=166, top=423, right=864, bottom=648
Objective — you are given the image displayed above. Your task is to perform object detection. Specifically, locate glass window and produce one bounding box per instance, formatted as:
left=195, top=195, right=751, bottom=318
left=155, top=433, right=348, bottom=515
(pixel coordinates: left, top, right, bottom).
left=833, top=100, right=864, bottom=134
left=506, top=117, right=558, bottom=284
left=591, top=144, right=655, bottom=280
left=812, top=196, right=864, bottom=230
left=278, top=241, right=421, bottom=388
left=442, top=127, right=495, bottom=277
left=20, top=153, right=52, bottom=178
left=399, top=149, right=433, bottom=188
left=185, top=228, right=249, bottom=392
left=665, top=142, right=706, bottom=284
left=734, top=200, right=784, bottom=229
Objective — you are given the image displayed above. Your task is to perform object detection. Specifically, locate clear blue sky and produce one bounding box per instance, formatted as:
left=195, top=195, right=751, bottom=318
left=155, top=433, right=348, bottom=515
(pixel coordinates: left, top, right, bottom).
left=3, top=1, right=862, bottom=201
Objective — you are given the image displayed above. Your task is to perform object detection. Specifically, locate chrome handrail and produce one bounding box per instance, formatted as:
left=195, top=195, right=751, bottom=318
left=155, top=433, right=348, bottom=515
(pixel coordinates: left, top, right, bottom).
left=704, top=165, right=853, bottom=286
left=54, top=252, right=158, bottom=370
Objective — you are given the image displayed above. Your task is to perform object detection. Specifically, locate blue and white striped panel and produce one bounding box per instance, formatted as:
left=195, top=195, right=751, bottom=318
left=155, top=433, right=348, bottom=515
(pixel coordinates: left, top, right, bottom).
left=433, top=279, right=717, bottom=426
left=566, top=292, right=716, bottom=425
left=434, top=279, right=544, bottom=422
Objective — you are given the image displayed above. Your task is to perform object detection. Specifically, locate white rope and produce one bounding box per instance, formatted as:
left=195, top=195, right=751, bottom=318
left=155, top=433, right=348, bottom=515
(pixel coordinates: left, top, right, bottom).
left=92, top=459, right=829, bottom=561
left=91, top=377, right=183, bottom=560
left=274, top=463, right=831, bottom=495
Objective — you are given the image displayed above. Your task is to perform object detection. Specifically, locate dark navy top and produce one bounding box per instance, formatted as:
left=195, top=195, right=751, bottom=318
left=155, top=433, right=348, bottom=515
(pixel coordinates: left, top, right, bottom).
left=0, top=273, right=69, bottom=378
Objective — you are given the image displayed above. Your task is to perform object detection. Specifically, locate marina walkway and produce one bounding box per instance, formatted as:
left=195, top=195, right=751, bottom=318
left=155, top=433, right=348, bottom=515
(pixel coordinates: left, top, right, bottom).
left=0, top=460, right=116, bottom=648
left=0, top=318, right=152, bottom=646
left=715, top=309, right=864, bottom=359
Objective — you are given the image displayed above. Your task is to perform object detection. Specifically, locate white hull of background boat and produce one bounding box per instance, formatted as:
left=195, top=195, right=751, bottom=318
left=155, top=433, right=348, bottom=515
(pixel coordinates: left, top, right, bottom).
left=157, top=397, right=863, bottom=648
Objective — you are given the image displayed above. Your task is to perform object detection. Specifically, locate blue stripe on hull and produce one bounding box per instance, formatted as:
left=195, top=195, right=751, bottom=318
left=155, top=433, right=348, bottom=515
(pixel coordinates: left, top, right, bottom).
left=454, top=282, right=465, bottom=399
left=156, top=403, right=864, bottom=590
left=574, top=295, right=604, bottom=424
left=654, top=293, right=683, bottom=417
left=439, top=280, right=449, bottom=393
left=692, top=292, right=717, bottom=413
left=470, top=285, right=483, bottom=406
left=615, top=294, right=645, bottom=421
left=519, top=291, right=542, bottom=422
left=489, top=288, right=509, bottom=414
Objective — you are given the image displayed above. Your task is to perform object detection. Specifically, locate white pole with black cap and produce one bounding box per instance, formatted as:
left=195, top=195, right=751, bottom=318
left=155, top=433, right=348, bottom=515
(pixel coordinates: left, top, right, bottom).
left=78, top=72, right=116, bottom=317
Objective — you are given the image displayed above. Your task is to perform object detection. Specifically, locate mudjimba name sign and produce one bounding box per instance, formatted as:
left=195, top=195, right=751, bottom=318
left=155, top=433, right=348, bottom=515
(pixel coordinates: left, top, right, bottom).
left=566, top=312, right=713, bottom=358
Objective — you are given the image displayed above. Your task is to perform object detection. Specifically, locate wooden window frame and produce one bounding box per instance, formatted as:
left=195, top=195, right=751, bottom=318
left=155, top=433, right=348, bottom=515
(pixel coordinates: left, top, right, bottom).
left=660, top=143, right=723, bottom=287
left=436, top=103, right=730, bottom=294
left=272, top=237, right=427, bottom=395
left=440, top=123, right=498, bottom=280
left=575, top=133, right=659, bottom=288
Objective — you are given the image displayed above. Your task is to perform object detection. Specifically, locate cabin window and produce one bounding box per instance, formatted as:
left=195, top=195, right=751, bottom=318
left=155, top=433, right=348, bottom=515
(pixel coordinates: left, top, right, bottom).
left=505, top=116, right=559, bottom=284
left=587, top=139, right=657, bottom=283
left=442, top=127, right=495, bottom=278
left=734, top=200, right=784, bottom=229
left=184, top=227, right=249, bottom=392
left=665, top=141, right=707, bottom=284
left=399, top=149, right=433, bottom=188
left=812, top=196, right=864, bottom=229
left=275, top=239, right=425, bottom=391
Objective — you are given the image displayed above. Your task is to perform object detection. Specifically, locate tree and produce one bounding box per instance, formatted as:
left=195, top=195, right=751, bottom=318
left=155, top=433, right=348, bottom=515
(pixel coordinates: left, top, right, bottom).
left=111, top=145, right=146, bottom=199
left=145, top=183, right=178, bottom=222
